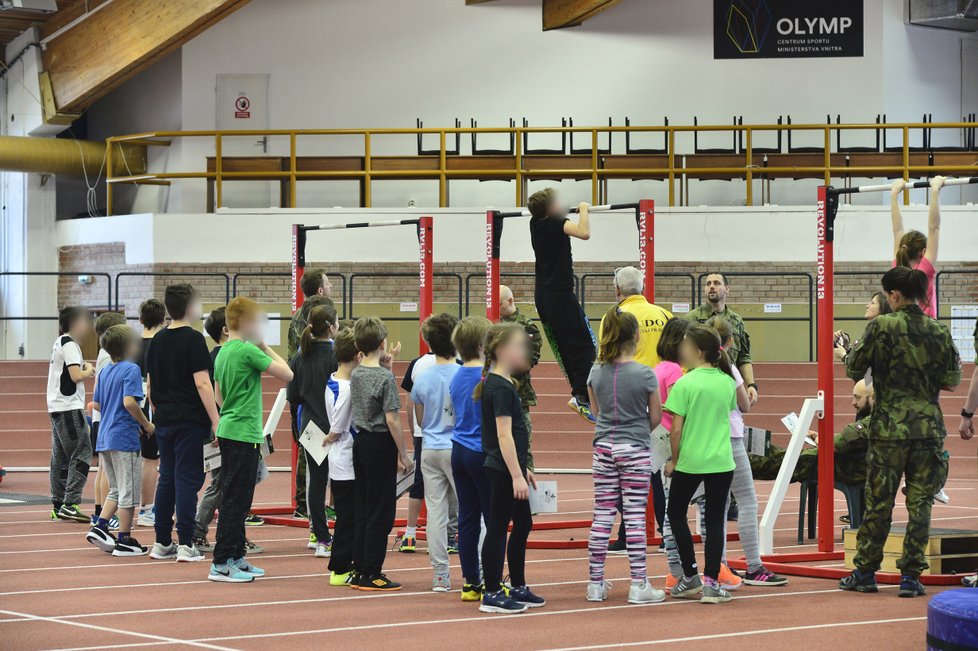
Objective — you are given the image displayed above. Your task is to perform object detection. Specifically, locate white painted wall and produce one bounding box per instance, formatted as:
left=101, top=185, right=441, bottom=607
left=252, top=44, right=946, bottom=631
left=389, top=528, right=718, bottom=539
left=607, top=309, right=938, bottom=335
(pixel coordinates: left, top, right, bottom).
left=55, top=204, right=978, bottom=267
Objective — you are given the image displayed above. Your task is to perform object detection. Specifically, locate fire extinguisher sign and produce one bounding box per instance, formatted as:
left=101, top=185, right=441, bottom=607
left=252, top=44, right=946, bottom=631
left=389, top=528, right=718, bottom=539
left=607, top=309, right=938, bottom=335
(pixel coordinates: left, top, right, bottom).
left=234, top=96, right=251, bottom=119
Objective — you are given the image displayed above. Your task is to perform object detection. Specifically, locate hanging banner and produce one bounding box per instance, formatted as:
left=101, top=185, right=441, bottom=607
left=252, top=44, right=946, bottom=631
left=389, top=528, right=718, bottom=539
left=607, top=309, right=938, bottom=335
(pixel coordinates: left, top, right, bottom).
left=714, top=0, right=863, bottom=59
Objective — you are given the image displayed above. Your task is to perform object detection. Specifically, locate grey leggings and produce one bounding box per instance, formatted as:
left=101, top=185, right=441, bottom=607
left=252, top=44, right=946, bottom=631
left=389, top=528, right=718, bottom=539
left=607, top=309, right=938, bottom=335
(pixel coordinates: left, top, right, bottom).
left=662, top=437, right=762, bottom=576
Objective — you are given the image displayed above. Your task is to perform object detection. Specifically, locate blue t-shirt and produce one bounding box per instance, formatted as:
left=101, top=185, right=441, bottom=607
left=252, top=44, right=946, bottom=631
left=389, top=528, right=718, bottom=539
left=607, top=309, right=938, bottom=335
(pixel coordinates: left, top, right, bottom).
left=92, top=361, right=145, bottom=453
left=450, top=366, right=483, bottom=453
left=410, top=363, right=459, bottom=450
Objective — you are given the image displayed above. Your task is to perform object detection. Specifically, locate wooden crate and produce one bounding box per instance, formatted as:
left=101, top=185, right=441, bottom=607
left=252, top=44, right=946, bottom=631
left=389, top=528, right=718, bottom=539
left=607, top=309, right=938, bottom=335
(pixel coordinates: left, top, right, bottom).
left=843, top=528, right=978, bottom=575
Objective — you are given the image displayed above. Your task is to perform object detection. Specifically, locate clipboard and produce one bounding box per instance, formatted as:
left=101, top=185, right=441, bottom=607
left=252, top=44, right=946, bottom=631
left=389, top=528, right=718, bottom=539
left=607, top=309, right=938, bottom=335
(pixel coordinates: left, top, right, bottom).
left=395, top=469, right=416, bottom=499
left=299, top=420, right=332, bottom=466
left=203, top=443, right=221, bottom=472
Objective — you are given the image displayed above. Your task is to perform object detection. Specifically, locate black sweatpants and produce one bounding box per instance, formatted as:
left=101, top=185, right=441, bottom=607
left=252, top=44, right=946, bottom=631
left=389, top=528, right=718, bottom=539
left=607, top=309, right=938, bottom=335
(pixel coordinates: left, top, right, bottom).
left=327, top=479, right=356, bottom=575
left=535, top=288, right=596, bottom=400
left=213, top=438, right=260, bottom=565
left=352, top=431, right=397, bottom=577
left=667, top=469, right=733, bottom=581
left=481, top=468, right=533, bottom=593
left=304, top=450, right=331, bottom=543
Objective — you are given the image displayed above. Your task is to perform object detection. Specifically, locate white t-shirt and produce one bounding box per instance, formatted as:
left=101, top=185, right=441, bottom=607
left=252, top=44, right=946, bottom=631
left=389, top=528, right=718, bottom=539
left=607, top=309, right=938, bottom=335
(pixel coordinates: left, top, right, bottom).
left=47, top=335, right=85, bottom=413
left=325, top=373, right=356, bottom=481
left=729, top=365, right=745, bottom=439
left=91, top=348, right=112, bottom=423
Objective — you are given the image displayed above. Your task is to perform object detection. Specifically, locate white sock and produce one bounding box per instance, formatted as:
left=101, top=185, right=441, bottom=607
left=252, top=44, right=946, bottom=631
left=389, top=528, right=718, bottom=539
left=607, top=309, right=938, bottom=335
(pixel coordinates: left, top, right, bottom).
left=405, top=526, right=417, bottom=538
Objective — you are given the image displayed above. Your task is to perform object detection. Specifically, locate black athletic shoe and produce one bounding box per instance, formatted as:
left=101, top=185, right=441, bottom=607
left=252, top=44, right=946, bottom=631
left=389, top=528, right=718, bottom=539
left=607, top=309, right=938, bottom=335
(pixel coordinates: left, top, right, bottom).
left=839, top=568, right=878, bottom=593
left=726, top=502, right=739, bottom=522
left=898, top=575, right=926, bottom=598
left=86, top=525, right=116, bottom=553
left=293, top=508, right=309, bottom=520
left=112, top=537, right=148, bottom=557
left=357, top=573, right=401, bottom=591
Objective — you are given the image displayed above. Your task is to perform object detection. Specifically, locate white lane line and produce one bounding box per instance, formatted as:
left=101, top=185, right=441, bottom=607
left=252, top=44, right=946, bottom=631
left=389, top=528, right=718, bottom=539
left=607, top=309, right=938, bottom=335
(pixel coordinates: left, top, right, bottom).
left=194, top=585, right=904, bottom=643
left=0, top=609, right=240, bottom=651
left=43, top=585, right=906, bottom=650
left=539, top=615, right=928, bottom=650
left=0, top=551, right=315, bottom=573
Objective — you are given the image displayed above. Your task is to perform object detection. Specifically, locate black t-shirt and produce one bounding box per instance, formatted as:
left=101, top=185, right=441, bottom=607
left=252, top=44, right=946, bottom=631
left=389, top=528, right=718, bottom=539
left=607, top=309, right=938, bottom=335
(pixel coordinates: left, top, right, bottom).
left=138, top=337, right=153, bottom=378
left=480, top=373, right=530, bottom=473
left=530, top=215, right=573, bottom=292
left=287, top=340, right=338, bottom=434
left=209, top=345, right=221, bottom=385
left=145, top=326, right=213, bottom=427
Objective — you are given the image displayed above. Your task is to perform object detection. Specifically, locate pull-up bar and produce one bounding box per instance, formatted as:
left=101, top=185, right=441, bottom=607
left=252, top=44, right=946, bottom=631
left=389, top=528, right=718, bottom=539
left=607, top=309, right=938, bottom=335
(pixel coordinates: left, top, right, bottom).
left=494, top=202, right=641, bottom=219
left=484, top=201, right=654, bottom=321
left=829, top=176, right=978, bottom=196
left=291, top=217, right=434, bottom=352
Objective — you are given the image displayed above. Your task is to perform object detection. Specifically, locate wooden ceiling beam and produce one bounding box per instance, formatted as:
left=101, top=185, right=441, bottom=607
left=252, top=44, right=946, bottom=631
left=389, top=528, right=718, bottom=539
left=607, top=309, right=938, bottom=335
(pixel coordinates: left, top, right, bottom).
left=542, top=0, right=621, bottom=30
left=41, top=0, right=250, bottom=113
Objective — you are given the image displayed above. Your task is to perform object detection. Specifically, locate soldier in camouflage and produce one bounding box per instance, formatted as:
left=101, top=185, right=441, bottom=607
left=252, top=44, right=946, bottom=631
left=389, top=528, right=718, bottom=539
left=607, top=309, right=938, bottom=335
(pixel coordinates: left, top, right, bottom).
left=750, top=380, right=873, bottom=486
left=837, top=266, right=961, bottom=598
left=286, top=269, right=333, bottom=518
left=500, top=285, right=542, bottom=471
left=686, top=273, right=758, bottom=404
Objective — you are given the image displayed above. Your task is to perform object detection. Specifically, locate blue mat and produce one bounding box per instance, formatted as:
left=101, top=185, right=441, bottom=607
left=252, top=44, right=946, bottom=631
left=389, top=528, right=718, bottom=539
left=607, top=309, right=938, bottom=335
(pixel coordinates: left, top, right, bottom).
left=928, top=589, right=978, bottom=651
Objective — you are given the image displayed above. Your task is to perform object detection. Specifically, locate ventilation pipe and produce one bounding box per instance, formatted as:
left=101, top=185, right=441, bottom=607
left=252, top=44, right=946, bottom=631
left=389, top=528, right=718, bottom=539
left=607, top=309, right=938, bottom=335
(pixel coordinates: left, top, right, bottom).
left=0, top=136, right=145, bottom=176
left=909, top=0, right=978, bottom=31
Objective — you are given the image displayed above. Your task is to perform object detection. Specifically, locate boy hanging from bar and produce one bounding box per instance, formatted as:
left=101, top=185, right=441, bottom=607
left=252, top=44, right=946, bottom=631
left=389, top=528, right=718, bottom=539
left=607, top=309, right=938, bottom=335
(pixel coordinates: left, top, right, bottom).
left=527, top=188, right=597, bottom=423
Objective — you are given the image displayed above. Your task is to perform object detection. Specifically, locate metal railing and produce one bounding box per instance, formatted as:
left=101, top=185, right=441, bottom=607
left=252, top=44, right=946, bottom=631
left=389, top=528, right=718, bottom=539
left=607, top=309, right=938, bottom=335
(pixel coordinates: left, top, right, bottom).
left=348, top=272, right=463, bottom=321
left=231, top=272, right=348, bottom=320
left=695, top=272, right=815, bottom=362
left=114, top=272, right=230, bottom=315
left=105, top=120, right=978, bottom=213
left=579, top=272, right=696, bottom=318
left=935, top=269, right=978, bottom=327
left=0, top=272, right=112, bottom=320
left=463, top=272, right=579, bottom=317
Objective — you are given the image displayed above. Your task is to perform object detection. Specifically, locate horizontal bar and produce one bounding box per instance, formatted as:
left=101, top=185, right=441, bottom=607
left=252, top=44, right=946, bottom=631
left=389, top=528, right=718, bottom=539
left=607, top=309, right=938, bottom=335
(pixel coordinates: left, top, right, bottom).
left=830, top=176, right=978, bottom=196
left=496, top=203, right=637, bottom=219
left=302, top=218, right=420, bottom=231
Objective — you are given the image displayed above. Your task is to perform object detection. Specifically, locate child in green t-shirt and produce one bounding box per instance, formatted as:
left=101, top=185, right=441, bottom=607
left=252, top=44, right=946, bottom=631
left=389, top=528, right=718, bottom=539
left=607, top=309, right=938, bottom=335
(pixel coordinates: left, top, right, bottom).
left=663, top=324, right=737, bottom=605
left=209, top=298, right=293, bottom=583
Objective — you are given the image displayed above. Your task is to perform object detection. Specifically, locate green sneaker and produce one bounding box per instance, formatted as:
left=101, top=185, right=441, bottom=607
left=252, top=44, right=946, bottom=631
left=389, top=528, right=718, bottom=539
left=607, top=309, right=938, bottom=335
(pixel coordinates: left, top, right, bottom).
left=58, top=504, right=89, bottom=523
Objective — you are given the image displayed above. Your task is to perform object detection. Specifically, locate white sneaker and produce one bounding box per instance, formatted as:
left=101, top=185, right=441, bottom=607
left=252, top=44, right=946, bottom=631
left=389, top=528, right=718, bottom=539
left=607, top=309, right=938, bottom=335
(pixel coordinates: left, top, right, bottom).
left=586, top=580, right=612, bottom=602
left=149, top=542, right=177, bottom=560
left=628, top=579, right=667, bottom=604
left=137, top=508, right=156, bottom=527
left=432, top=574, right=451, bottom=592
left=314, top=542, right=331, bottom=558
left=936, top=489, right=950, bottom=504
left=177, top=544, right=205, bottom=562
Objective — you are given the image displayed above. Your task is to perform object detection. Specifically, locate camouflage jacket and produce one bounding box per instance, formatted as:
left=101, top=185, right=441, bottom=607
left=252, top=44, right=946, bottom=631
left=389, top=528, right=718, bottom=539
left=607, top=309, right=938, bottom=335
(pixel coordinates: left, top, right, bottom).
left=752, top=416, right=869, bottom=484
left=287, top=309, right=308, bottom=361
left=502, top=308, right=542, bottom=408
left=844, top=304, right=961, bottom=441
left=685, top=304, right=752, bottom=368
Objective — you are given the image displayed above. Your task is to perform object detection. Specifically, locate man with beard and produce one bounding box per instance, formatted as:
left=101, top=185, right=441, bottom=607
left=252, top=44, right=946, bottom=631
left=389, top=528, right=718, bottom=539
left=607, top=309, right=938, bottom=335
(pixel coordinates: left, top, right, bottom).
left=749, top=380, right=873, bottom=491
left=687, top=274, right=757, bottom=405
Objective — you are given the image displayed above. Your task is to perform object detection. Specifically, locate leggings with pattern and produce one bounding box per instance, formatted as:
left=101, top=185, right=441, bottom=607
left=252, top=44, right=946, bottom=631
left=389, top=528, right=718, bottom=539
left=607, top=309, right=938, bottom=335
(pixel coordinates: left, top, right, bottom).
left=588, top=442, right=652, bottom=582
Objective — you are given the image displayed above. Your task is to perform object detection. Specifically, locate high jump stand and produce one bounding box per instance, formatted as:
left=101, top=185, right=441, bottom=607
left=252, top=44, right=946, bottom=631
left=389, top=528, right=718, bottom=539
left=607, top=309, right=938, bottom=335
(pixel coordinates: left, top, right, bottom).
left=252, top=217, right=434, bottom=527
left=733, top=177, right=977, bottom=585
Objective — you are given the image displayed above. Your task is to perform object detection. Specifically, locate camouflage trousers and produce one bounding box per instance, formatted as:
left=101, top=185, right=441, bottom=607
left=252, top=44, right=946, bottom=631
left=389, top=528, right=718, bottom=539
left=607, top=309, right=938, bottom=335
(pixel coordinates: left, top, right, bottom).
left=523, top=408, right=534, bottom=472
left=854, top=439, right=948, bottom=577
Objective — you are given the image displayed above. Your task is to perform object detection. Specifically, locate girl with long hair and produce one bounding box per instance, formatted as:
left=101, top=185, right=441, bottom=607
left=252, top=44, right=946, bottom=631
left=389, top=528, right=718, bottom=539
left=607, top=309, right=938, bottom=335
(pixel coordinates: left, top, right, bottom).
left=890, top=176, right=945, bottom=317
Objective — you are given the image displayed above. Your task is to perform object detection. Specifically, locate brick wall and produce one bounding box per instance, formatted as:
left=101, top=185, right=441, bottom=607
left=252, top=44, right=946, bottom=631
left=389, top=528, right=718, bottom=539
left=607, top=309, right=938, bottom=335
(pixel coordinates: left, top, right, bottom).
left=59, top=243, right=978, bottom=317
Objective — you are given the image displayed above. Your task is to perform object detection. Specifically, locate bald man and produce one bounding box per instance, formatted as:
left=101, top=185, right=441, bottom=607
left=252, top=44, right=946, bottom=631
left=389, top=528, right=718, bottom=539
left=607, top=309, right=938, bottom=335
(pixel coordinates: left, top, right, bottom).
left=750, top=380, right=873, bottom=488
left=500, top=285, right=542, bottom=471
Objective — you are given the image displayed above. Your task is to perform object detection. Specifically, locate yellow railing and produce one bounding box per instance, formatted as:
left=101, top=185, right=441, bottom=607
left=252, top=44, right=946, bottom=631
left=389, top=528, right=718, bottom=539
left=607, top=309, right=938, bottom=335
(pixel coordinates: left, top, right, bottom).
left=105, top=121, right=978, bottom=215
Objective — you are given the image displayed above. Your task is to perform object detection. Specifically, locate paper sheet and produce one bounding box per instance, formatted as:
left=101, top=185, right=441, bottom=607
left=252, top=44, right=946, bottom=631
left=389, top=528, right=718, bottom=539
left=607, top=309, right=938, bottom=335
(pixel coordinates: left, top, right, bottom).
left=299, top=420, right=331, bottom=466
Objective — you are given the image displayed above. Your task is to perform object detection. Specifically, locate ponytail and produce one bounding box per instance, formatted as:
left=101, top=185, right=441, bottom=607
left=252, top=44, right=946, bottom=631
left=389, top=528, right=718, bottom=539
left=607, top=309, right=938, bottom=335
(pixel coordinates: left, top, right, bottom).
left=598, top=305, right=639, bottom=364
left=895, top=230, right=927, bottom=268
left=300, top=304, right=338, bottom=357
left=685, top=324, right=734, bottom=379
left=472, top=322, right=523, bottom=400
left=881, top=266, right=929, bottom=305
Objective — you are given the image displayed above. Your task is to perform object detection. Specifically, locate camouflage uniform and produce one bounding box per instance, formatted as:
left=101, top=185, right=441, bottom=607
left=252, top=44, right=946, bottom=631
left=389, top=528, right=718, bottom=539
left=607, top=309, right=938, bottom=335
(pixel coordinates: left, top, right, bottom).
left=685, top=304, right=752, bottom=369
left=287, top=308, right=309, bottom=510
left=749, top=416, right=870, bottom=485
left=844, top=304, right=961, bottom=577
left=502, top=308, right=542, bottom=471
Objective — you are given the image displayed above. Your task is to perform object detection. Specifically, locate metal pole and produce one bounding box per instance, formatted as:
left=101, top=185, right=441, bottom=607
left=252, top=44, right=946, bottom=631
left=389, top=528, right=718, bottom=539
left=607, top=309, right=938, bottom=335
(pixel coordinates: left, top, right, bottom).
left=419, top=216, right=434, bottom=353
left=638, top=200, right=655, bottom=303
left=816, top=185, right=835, bottom=553
left=486, top=210, right=501, bottom=322
left=291, top=224, right=305, bottom=312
